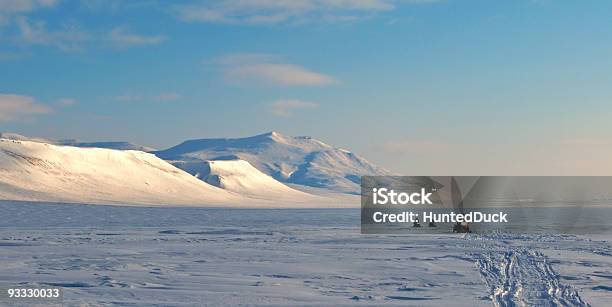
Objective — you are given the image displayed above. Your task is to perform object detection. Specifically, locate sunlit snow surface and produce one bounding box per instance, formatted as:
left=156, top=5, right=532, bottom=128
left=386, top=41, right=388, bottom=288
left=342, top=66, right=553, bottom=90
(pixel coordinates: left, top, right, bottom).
left=0, top=201, right=610, bottom=306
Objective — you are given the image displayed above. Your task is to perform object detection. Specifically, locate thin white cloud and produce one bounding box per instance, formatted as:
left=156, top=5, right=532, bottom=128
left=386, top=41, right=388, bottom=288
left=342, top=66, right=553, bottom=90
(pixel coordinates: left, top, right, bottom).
left=56, top=98, right=77, bottom=107
left=175, top=0, right=391, bottom=25
left=115, top=94, right=143, bottom=102
left=108, top=26, right=166, bottom=47
left=115, top=93, right=182, bottom=103
left=269, top=99, right=319, bottom=117
left=152, top=92, right=182, bottom=102
left=2, top=3, right=164, bottom=52
left=228, top=63, right=337, bottom=86
left=175, top=0, right=434, bottom=25
left=16, top=17, right=90, bottom=51
left=0, top=93, right=52, bottom=122
left=214, top=53, right=338, bottom=86
left=0, top=0, right=58, bottom=14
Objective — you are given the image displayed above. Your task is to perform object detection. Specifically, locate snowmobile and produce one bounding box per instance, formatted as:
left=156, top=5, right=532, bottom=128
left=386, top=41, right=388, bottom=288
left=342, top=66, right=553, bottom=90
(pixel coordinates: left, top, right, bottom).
left=453, top=222, right=470, bottom=233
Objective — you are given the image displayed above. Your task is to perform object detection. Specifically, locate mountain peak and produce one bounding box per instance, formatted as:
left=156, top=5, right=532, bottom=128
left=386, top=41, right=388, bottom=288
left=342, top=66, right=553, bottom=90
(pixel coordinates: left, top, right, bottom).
left=267, top=131, right=282, bottom=138
left=255, top=131, right=285, bottom=141
left=260, top=131, right=309, bottom=142
left=252, top=131, right=335, bottom=148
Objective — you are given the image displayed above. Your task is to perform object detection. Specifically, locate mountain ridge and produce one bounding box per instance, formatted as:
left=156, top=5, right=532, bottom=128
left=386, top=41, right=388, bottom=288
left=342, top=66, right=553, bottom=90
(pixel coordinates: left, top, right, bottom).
left=0, top=132, right=155, bottom=152
left=156, top=131, right=390, bottom=194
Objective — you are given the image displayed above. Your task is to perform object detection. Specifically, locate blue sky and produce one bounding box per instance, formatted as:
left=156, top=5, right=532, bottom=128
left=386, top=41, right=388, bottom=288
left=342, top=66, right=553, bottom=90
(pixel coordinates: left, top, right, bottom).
left=2, top=0, right=612, bottom=174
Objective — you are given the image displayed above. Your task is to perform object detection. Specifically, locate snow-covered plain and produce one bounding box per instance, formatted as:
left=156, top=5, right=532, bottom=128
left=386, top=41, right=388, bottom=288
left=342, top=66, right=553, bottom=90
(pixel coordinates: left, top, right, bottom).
left=0, top=201, right=610, bottom=306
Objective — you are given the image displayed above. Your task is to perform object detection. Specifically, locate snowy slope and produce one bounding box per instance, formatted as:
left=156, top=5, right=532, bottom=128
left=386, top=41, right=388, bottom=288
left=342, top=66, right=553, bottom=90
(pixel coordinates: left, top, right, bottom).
left=0, top=138, right=242, bottom=206
left=176, top=159, right=323, bottom=201
left=155, top=132, right=390, bottom=194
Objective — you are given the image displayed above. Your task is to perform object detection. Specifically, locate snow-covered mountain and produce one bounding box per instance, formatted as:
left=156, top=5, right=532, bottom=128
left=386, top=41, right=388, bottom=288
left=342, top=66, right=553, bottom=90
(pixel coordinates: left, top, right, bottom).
left=0, top=132, right=155, bottom=152
left=155, top=132, right=390, bottom=194
left=0, top=138, right=332, bottom=207
left=0, top=131, right=385, bottom=206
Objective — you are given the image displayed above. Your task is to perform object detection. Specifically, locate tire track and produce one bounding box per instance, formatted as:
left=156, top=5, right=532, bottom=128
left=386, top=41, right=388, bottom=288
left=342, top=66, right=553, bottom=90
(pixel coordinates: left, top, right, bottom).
left=475, top=248, right=589, bottom=307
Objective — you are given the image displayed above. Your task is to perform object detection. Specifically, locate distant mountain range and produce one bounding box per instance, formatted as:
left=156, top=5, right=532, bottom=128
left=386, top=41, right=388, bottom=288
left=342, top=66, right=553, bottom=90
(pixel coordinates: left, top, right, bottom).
left=0, top=131, right=386, bottom=206
left=0, top=132, right=156, bottom=152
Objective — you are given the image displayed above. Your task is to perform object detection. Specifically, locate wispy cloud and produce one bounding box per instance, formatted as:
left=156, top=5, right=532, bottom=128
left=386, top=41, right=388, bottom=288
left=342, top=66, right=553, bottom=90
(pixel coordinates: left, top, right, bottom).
left=175, top=0, right=397, bottom=25
left=0, top=0, right=58, bottom=15
left=115, top=94, right=143, bottom=102
left=228, top=63, right=338, bottom=86
left=108, top=26, right=166, bottom=47
left=213, top=53, right=338, bottom=86
left=0, top=93, right=52, bottom=122
left=152, top=92, right=182, bottom=102
left=3, top=3, right=164, bottom=52
left=56, top=98, right=77, bottom=107
left=16, top=17, right=90, bottom=51
left=115, top=92, right=182, bottom=103
left=269, top=99, right=319, bottom=117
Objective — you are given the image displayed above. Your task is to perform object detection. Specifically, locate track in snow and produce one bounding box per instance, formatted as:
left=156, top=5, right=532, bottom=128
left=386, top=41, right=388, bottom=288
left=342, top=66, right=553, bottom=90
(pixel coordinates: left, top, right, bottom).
left=475, top=248, right=589, bottom=307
